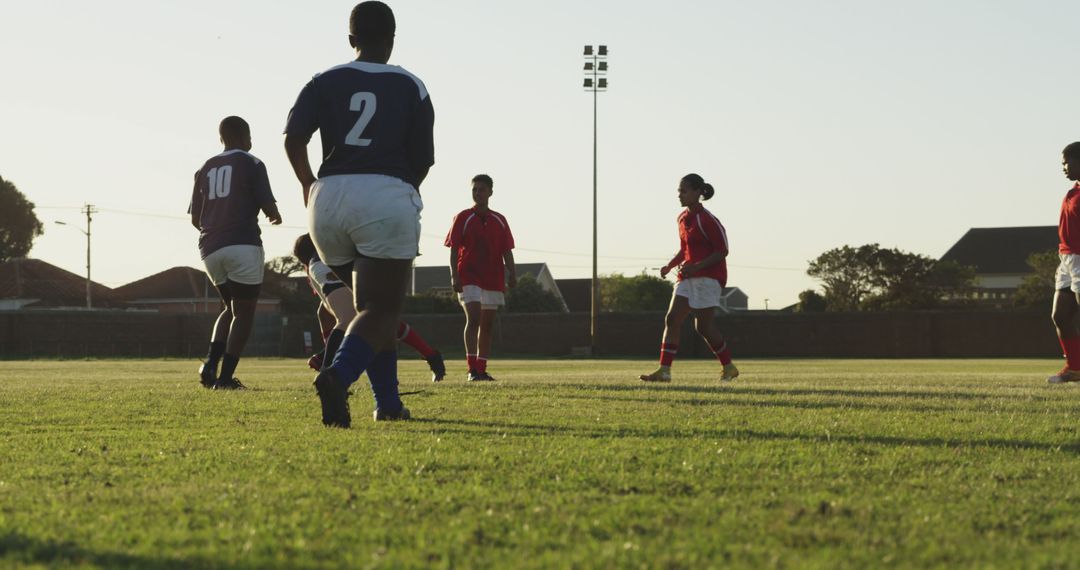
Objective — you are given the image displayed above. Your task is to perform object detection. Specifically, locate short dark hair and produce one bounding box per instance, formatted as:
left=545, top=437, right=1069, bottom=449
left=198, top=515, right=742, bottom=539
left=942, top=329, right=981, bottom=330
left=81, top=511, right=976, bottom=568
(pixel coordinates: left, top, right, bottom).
left=682, top=173, right=715, bottom=200
left=293, top=233, right=316, bottom=265
left=218, top=116, right=250, bottom=144
left=350, top=2, right=395, bottom=48
left=472, top=174, right=493, bottom=188
left=1064, top=142, right=1080, bottom=163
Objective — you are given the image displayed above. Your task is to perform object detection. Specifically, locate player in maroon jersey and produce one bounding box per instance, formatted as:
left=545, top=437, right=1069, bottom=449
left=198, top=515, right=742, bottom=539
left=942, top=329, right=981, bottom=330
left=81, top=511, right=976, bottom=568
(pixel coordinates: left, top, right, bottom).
left=445, top=174, right=516, bottom=381
left=640, top=174, right=738, bottom=383
left=1049, top=142, right=1080, bottom=383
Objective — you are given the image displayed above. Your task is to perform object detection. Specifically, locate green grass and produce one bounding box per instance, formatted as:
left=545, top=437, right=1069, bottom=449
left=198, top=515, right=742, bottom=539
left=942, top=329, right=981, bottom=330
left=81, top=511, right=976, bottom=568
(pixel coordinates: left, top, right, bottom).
left=2, top=358, right=1080, bottom=569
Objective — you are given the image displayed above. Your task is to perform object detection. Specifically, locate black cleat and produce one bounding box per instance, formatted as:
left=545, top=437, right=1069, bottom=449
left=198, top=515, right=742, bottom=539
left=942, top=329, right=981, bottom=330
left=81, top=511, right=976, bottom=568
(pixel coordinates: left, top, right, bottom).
left=314, top=368, right=351, bottom=428
left=213, top=377, right=247, bottom=390
left=373, top=406, right=412, bottom=421
left=468, top=370, right=495, bottom=382
left=427, top=351, right=446, bottom=382
left=198, top=362, right=216, bottom=389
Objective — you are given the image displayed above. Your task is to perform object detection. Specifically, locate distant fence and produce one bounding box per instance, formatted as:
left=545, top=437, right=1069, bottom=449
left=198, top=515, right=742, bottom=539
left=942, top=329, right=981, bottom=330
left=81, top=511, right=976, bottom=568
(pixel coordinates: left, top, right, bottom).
left=0, top=310, right=1060, bottom=359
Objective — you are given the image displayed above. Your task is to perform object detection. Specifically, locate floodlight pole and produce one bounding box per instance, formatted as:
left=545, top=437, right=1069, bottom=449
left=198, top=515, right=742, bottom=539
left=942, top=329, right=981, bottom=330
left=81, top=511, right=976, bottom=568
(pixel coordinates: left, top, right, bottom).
left=584, top=45, right=608, bottom=356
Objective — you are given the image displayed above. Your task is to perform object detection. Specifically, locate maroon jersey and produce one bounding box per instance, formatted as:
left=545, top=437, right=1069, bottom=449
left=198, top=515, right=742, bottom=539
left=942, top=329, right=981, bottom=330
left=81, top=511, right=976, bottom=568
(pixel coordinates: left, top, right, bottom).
left=1061, top=184, right=1080, bottom=254
left=445, top=208, right=515, bottom=291
left=675, top=204, right=729, bottom=285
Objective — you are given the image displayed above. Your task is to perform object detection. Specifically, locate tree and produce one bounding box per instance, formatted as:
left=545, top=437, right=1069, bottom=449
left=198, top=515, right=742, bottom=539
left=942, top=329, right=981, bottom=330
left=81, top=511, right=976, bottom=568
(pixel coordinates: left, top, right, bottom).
left=506, top=275, right=564, bottom=313
left=599, top=272, right=673, bottom=312
left=807, top=243, right=975, bottom=311
left=795, top=289, right=827, bottom=312
left=1013, top=250, right=1058, bottom=309
left=263, top=256, right=318, bottom=314
left=266, top=255, right=305, bottom=277
left=0, top=176, right=44, bottom=262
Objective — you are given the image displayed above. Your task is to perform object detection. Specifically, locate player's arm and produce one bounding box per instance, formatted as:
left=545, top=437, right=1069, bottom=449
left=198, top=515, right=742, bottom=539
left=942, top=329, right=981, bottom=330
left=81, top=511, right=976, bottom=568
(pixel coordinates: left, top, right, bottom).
left=660, top=251, right=684, bottom=278
left=285, top=135, right=318, bottom=206
left=189, top=171, right=203, bottom=230
left=503, top=250, right=517, bottom=289
left=317, top=302, right=335, bottom=342
left=284, top=80, right=320, bottom=205
left=406, top=93, right=435, bottom=190
left=449, top=248, right=462, bottom=292
left=254, top=161, right=283, bottom=225
left=681, top=251, right=726, bottom=278
left=682, top=216, right=729, bottom=277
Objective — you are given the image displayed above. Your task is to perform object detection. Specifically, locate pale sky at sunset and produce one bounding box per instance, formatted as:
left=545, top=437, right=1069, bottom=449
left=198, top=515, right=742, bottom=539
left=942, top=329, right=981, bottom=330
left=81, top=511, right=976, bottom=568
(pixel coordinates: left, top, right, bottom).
left=2, top=0, right=1078, bottom=309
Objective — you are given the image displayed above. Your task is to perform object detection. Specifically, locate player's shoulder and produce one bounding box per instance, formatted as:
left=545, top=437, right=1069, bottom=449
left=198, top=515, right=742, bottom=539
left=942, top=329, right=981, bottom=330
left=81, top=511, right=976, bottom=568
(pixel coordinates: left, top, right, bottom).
left=206, top=149, right=262, bottom=168
left=316, top=61, right=429, bottom=100
left=453, top=208, right=476, bottom=219
left=488, top=209, right=510, bottom=225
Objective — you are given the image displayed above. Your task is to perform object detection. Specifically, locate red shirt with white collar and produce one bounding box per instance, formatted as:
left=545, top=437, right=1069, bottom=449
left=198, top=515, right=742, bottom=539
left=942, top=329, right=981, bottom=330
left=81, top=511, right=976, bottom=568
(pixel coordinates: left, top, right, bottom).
left=445, top=208, right=515, bottom=291
left=675, top=203, right=729, bottom=285
left=1061, top=183, right=1080, bottom=254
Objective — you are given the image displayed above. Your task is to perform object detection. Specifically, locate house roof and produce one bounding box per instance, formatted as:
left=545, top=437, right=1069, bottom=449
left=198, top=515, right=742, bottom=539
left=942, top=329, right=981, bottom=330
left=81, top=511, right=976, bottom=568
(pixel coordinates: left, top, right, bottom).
left=113, top=266, right=214, bottom=300
left=940, top=226, right=1058, bottom=274
left=555, top=278, right=592, bottom=312
left=0, top=257, right=119, bottom=307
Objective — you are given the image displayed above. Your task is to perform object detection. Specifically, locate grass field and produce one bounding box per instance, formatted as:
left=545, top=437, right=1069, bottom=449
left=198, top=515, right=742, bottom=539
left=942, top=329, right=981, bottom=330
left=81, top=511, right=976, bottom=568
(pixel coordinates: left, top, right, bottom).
left=2, top=358, right=1080, bottom=569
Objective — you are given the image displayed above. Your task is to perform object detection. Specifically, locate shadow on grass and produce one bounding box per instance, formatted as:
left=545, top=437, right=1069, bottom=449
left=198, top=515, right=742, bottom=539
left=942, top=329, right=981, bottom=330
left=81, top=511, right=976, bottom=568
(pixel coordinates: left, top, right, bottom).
left=413, top=417, right=1080, bottom=455
left=557, top=392, right=959, bottom=414
left=0, top=532, right=259, bottom=570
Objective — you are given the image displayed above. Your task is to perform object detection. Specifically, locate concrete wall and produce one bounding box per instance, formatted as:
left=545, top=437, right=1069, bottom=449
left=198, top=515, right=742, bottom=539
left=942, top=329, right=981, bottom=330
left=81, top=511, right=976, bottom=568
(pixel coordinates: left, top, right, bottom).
left=0, top=310, right=1058, bottom=359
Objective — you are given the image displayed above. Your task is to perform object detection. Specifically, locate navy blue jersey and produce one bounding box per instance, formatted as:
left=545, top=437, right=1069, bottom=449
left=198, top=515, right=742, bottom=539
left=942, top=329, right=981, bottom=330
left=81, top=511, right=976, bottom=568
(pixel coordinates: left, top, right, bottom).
left=190, top=150, right=277, bottom=258
left=284, top=61, right=435, bottom=187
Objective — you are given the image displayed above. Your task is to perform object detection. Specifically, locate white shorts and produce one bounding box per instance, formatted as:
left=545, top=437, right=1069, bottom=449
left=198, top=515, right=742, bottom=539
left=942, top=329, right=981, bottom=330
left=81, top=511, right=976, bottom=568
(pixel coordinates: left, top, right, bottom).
left=203, top=245, right=265, bottom=286
left=1056, top=253, right=1080, bottom=293
left=459, top=285, right=505, bottom=310
left=308, top=174, right=423, bottom=266
left=674, top=277, right=723, bottom=309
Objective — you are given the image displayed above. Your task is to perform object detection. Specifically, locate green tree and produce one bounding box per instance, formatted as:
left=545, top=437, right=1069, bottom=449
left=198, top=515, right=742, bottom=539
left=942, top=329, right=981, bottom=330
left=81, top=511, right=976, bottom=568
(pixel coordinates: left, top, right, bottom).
left=808, top=244, right=975, bottom=311
left=403, top=293, right=460, bottom=314
left=599, top=272, right=673, bottom=312
left=1013, top=250, right=1058, bottom=309
left=0, top=176, right=44, bottom=262
left=795, top=289, right=827, bottom=312
left=263, top=256, right=318, bottom=314
left=506, top=275, right=564, bottom=313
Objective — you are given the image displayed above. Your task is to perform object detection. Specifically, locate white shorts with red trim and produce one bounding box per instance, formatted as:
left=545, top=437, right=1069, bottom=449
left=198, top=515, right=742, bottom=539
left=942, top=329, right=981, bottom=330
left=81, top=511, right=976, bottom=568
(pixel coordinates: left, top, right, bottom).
left=308, top=174, right=423, bottom=265
left=674, top=277, right=723, bottom=309
left=459, top=285, right=505, bottom=310
left=1056, top=253, right=1080, bottom=293
left=203, top=245, right=265, bottom=286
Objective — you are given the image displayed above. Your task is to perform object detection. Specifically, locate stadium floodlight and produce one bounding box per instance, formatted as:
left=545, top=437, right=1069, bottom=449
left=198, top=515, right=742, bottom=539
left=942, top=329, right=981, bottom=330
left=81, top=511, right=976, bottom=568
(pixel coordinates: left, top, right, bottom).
left=583, top=44, right=609, bottom=355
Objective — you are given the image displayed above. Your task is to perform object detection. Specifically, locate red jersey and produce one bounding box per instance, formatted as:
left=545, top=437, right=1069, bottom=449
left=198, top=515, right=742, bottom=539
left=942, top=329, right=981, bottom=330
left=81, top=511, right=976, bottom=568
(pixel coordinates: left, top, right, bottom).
left=445, top=208, right=515, bottom=291
left=1061, top=184, right=1080, bottom=254
left=675, top=204, right=729, bottom=285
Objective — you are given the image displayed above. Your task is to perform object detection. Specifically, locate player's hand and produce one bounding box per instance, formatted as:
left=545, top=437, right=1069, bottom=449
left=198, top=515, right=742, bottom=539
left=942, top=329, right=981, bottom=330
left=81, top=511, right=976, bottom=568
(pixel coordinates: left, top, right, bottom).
left=301, top=179, right=317, bottom=207
left=659, top=265, right=671, bottom=279
left=451, top=276, right=463, bottom=293
left=267, top=212, right=283, bottom=225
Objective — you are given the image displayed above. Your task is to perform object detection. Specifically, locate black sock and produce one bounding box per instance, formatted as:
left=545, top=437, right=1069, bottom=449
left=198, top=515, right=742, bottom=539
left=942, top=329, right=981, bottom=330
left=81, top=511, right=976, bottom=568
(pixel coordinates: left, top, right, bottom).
left=206, top=341, right=226, bottom=369
left=322, top=329, right=345, bottom=370
left=219, top=354, right=240, bottom=382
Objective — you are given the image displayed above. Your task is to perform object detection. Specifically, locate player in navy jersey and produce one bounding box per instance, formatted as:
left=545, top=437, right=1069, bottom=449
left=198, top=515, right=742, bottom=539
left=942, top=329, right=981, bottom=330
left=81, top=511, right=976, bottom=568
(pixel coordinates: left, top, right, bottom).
left=293, top=233, right=446, bottom=382
left=284, top=2, right=434, bottom=427
left=639, top=174, right=738, bottom=384
left=190, top=116, right=282, bottom=390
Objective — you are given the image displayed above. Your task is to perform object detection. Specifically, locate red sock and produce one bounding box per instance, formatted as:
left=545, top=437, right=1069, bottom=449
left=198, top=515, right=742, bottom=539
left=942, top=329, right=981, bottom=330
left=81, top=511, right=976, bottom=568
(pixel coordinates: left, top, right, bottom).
left=710, top=339, right=733, bottom=366
left=476, top=356, right=488, bottom=373
left=1062, top=337, right=1080, bottom=370
left=396, top=322, right=436, bottom=359
left=660, top=343, right=678, bottom=367
left=467, top=353, right=478, bottom=371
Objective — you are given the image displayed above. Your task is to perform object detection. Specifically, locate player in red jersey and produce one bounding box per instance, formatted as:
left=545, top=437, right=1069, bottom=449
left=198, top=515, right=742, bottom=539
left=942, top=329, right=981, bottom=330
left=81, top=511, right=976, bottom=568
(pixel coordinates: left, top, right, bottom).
left=294, top=234, right=445, bottom=382
left=445, top=174, right=516, bottom=381
left=640, top=173, right=739, bottom=383
left=1049, top=142, right=1080, bottom=383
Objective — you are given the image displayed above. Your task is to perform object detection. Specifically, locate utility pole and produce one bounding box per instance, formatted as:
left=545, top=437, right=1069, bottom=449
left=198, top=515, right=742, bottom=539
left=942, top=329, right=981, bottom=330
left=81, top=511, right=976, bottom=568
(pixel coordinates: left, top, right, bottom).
left=583, top=45, right=608, bottom=355
left=82, top=204, right=97, bottom=309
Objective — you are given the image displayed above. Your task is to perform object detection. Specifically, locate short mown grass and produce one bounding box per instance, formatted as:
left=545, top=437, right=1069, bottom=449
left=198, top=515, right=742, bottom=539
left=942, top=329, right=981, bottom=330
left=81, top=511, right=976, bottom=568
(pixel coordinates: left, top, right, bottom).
left=1, top=358, right=1079, bottom=568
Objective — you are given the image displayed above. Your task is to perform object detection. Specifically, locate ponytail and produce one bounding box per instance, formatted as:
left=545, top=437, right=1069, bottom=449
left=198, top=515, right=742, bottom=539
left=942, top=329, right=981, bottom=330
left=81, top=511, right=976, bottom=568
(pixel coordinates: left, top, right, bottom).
left=681, top=173, right=715, bottom=200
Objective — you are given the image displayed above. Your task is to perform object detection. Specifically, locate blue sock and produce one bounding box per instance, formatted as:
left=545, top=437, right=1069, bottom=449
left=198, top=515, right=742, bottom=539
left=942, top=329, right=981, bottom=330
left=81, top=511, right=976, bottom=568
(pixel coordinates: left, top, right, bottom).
left=365, top=350, right=402, bottom=412
left=329, top=334, right=377, bottom=387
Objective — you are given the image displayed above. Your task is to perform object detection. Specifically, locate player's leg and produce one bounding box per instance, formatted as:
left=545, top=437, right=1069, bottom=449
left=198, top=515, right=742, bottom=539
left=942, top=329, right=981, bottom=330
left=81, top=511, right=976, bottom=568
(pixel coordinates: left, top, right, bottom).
left=200, top=291, right=232, bottom=388
left=641, top=293, right=690, bottom=382
left=318, top=285, right=355, bottom=371
left=397, top=322, right=445, bottom=382
left=462, top=300, right=482, bottom=379
left=475, top=308, right=498, bottom=380
left=692, top=307, right=739, bottom=381
left=1050, top=253, right=1080, bottom=383
left=308, top=303, right=336, bottom=371
left=215, top=280, right=260, bottom=389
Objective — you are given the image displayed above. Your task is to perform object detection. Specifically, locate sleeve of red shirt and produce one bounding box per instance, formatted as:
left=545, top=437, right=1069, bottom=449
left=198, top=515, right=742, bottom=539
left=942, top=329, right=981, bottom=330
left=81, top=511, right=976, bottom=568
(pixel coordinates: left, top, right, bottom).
left=444, top=212, right=463, bottom=248
left=701, top=212, right=729, bottom=256
left=501, top=215, right=515, bottom=252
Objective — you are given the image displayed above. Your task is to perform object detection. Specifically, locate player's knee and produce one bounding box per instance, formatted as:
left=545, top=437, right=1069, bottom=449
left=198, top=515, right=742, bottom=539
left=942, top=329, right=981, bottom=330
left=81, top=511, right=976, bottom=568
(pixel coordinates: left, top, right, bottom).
left=694, top=319, right=711, bottom=336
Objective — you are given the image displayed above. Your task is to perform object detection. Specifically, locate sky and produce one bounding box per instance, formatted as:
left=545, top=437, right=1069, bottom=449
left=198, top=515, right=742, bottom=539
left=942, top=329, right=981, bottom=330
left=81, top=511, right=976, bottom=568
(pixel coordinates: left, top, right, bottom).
left=2, top=0, right=1079, bottom=309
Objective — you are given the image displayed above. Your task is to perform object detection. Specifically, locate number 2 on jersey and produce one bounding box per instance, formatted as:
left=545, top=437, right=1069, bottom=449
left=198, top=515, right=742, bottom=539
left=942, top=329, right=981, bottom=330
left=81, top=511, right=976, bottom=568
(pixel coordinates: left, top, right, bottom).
left=206, top=165, right=232, bottom=200
left=345, top=92, right=377, bottom=147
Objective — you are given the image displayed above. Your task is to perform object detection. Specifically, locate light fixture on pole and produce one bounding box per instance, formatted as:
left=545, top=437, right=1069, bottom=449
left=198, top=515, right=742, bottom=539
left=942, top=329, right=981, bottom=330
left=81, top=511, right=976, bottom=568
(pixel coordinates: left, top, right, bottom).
left=583, top=44, right=608, bottom=355
left=54, top=203, right=97, bottom=309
